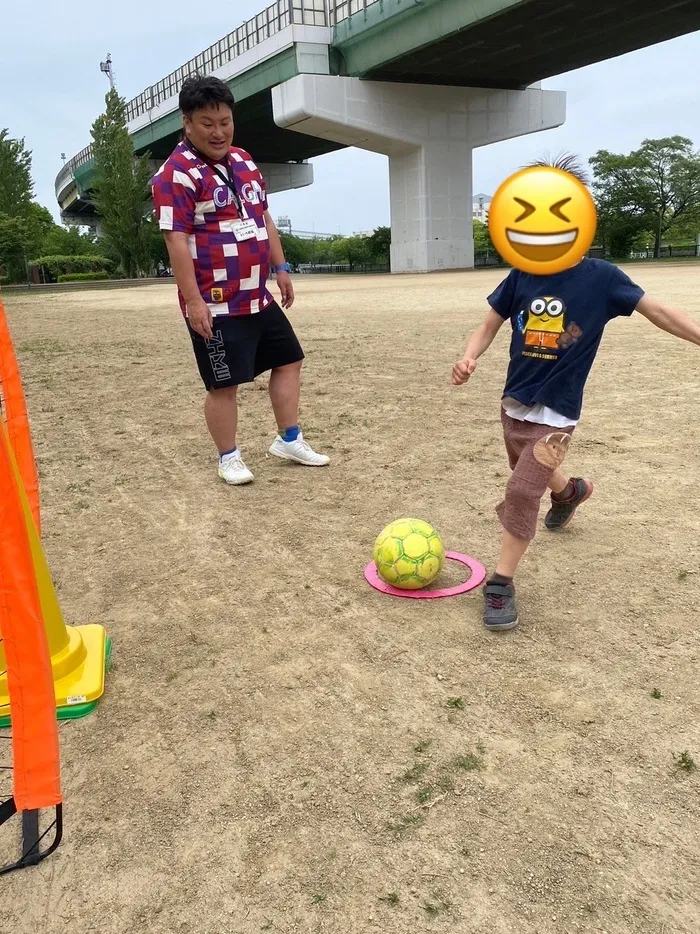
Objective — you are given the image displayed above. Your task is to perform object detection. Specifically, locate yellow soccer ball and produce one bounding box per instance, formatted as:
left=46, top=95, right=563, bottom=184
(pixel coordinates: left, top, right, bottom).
left=373, top=518, right=446, bottom=590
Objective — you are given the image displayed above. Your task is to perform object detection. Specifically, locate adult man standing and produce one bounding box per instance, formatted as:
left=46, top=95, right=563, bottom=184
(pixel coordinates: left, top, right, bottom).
left=152, top=75, right=329, bottom=485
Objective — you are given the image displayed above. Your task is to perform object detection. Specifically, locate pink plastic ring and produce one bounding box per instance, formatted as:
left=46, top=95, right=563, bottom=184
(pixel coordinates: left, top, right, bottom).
left=364, top=552, right=487, bottom=600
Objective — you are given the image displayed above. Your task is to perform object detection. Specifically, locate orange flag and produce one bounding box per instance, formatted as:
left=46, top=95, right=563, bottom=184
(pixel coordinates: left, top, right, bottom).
left=0, top=298, right=40, bottom=535
left=0, top=420, right=61, bottom=811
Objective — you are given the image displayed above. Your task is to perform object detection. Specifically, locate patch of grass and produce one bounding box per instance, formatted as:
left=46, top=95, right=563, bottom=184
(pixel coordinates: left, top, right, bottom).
left=445, top=697, right=465, bottom=710
left=398, top=762, right=428, bottom=784
left=673, top=750, right=697, bottom=772
left=452, top=753, right=484, bottom=772
left=678, top=570, right=690, bottom=581
left=378, top=892, right=400, bottom=906
left=387, top=813, right=426, bottom=832
left=67, top=480, right=93, bottom=494
left=414, top=739, right=432, bottom=754
left=437, top=773, right=456, bottom=792
left=416, top=785, right=434, bottom=804
left=311, top=893, right=327, bottom=905
left=650, top=687, right=663, bottom=699
left=421, top=897, right=451, bottom=916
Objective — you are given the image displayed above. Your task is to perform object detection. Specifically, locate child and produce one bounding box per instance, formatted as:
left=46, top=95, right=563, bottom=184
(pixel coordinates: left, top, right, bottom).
left=452, top=161, right=700, bottom=632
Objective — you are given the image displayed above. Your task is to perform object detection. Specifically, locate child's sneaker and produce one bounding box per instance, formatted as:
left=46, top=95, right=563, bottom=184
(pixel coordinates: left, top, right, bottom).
left=545, top=478, right=593, bottom=531
left=483, top=580, right=519, bottom=632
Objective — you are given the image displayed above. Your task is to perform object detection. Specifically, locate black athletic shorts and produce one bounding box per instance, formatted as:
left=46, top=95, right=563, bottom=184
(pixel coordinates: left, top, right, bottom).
left=186, top=301, right=305, bottom=390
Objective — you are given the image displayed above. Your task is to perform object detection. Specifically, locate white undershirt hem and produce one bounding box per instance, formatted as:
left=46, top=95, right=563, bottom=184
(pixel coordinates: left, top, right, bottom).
left=501, top=396, right=579, bottom=428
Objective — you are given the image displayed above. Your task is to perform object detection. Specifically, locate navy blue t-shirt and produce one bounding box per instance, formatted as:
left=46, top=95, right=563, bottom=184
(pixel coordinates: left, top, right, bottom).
left=487, top=258, right=645, bottom=422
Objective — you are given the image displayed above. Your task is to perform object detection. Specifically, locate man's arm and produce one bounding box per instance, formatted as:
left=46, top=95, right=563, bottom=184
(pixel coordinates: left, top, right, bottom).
left=452, top=309, right=507, bottom=385
left=264, top=210, right=294, bottom=309
left=635, top=294, right=700, bottom=347
left=163, top=232, right=214, bottom=339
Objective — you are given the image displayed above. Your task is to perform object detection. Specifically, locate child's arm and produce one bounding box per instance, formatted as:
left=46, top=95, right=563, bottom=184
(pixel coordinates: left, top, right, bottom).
left=636, top=295, right=700, bottom=346
left=452, top=309, right=507, bottom=385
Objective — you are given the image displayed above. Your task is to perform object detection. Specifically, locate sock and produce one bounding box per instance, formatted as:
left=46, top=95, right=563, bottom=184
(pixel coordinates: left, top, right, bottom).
left=488, top=572, right=513, bottom=587
left=219, top=446, right=237, bottom=462
left=552, top=479, right=576, bottom=502
left=280, top=425, right=300, bottom=442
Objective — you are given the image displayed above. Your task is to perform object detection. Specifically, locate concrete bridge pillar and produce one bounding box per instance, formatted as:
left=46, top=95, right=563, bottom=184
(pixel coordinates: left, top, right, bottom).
left=272, top=75, right=566, bottom=273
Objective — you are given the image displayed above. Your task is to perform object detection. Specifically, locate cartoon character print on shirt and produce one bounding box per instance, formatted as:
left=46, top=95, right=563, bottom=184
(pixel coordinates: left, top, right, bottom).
left=518, top=296, right=584, bottom=360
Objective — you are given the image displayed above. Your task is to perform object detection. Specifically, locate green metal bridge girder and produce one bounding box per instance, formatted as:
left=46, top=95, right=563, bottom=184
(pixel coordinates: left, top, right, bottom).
left=332, top=0, right=525, bottom=77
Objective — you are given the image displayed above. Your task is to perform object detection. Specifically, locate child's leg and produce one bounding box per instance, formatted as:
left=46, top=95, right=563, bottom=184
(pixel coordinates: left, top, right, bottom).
left=548, top=468, right=569, bottom=495
left=494, top=528, right=530, bottom=578
left=485, top=420, right=573, bottom=631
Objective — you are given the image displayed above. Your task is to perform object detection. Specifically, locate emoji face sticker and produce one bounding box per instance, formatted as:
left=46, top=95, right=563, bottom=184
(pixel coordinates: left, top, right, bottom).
left=488, top=166, right=597, bottom=275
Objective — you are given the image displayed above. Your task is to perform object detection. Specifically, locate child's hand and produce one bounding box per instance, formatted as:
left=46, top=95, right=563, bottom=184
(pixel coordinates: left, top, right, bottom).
left=452, top=358, right=477, bottom=385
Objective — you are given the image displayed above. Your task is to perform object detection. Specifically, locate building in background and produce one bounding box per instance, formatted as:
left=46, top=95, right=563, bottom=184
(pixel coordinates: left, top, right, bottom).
left=473, top=194, right=492, bottom=224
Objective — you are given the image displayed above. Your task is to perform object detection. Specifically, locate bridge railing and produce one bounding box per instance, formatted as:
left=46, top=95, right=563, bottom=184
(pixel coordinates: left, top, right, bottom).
left=56, top=0, right=328, bottom=195
left=328, top=0, right=381, bottom=25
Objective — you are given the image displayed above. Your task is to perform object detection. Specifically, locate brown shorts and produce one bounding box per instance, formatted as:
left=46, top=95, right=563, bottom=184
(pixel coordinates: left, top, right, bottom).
left=496, top=409, right=575, bottom=541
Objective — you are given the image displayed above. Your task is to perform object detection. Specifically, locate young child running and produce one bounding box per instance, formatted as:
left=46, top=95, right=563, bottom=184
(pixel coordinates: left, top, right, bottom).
left=452, top=160, right=700, bottom=632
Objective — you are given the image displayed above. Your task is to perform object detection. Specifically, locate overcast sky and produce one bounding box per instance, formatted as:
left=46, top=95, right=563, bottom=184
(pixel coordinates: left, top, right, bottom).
left=2, top=0, right=698, bottom=235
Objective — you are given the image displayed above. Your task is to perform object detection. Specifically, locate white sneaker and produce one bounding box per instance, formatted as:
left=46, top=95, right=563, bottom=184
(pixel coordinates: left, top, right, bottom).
left=269, top=431, right=330, bottom=467
left=218, top=451, right=254, bottom=485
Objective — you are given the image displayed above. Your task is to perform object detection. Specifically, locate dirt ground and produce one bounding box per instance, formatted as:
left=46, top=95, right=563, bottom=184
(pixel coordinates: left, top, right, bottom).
left=1, top=265, right=699, bottom=933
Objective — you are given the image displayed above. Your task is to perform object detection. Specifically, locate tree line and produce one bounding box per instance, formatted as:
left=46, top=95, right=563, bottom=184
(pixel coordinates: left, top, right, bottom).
left=1, top=87, right=699, bottom=284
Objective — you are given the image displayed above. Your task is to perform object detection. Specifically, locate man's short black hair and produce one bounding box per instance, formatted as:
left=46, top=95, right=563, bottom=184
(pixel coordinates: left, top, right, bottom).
left=523, top=151, right=590, bottom=187
left=179, top=75, right=235, bottom=118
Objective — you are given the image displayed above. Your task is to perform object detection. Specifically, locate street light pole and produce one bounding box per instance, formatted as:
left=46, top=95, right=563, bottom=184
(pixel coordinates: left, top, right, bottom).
left=99, top=54, right=115, bottom=90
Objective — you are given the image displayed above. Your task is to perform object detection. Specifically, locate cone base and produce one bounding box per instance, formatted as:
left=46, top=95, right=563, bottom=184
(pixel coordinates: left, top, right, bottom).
left=0, top=631, right=110, bottom=728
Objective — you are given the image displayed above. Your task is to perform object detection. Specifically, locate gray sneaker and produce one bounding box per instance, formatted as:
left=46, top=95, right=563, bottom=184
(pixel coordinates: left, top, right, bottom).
left=545, top=478, right=593, bottom=531
left=483, top=581, right=519, bottom=632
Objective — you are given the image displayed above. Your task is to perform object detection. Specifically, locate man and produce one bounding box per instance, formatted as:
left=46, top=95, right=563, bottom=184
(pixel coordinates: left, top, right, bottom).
left=451, top=156, right=700, bottom=632
left=152, top=75, right=329, bottom=485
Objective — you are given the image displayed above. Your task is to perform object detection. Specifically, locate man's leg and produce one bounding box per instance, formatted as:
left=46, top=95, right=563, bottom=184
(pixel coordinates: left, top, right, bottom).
left=205, top=386, right=238, bottom=454
left=268, top=360, right=302, bottom=431
left=258, top=305, right=329, bottom=467
left=203, top=386, right=255, bottom=485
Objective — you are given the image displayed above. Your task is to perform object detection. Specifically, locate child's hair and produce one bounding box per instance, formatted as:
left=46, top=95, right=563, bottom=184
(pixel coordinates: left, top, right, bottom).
left=523, top=152, right=590, bottom=187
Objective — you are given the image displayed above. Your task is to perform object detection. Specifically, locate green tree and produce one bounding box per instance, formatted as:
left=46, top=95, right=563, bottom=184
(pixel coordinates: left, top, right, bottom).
left=473, top=220, right=495, bottom=253
left=22, top=203, right=57, bottom=261
left=0, top=130, right=33, bottom=217
left=590, top=137, right=700, bottom=258
left=307, top=237, right=335, bottom=265
left=90, top=89, right=154, bottom=277
left=367, top=226, right=391, bottom=264
left=39, top=222, right=99, bottom=257
left=331, top=236, right=371, bottom=269
left=0, top=214, right=29, bottom=282
left=279, top=233, right=311, bottom=268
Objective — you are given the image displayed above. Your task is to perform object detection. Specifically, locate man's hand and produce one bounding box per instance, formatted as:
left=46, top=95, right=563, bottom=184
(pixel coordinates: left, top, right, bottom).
left=277, top=271, right=295, bottom=309
left=452, top=358, right=477, bottom=385
left=187, top=297, right=214, bottom=340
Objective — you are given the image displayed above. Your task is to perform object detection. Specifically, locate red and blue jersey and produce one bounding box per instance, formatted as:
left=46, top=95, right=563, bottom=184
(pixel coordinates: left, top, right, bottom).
left=152, top=141, right=274, bottom=317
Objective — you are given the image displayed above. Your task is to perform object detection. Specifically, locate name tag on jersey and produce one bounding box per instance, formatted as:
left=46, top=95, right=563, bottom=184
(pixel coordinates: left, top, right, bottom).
left=233, top=219, right=258, bottom=242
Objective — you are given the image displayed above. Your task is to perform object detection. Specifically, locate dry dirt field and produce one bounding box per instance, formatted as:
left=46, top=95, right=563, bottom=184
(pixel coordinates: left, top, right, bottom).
left=2, top=265, right=700, bottom=934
